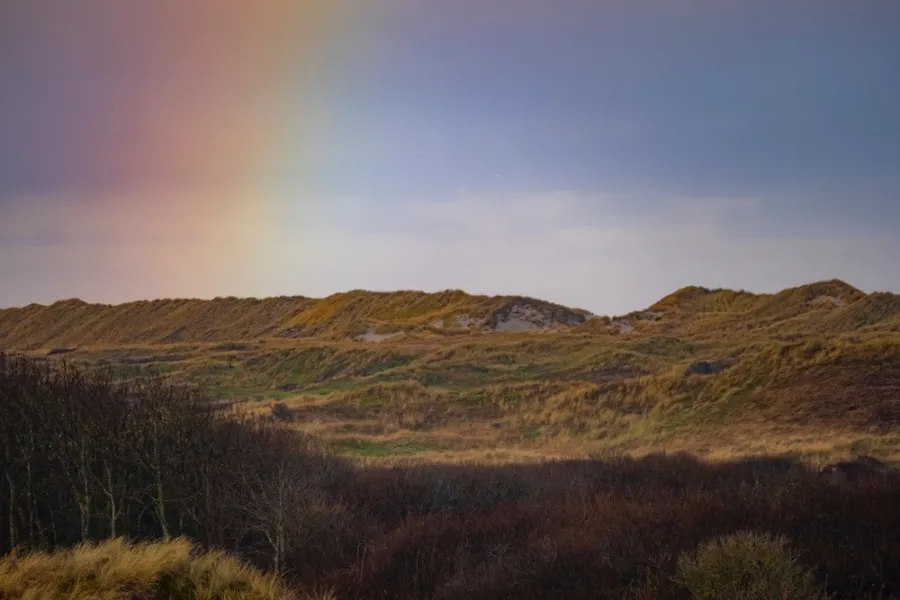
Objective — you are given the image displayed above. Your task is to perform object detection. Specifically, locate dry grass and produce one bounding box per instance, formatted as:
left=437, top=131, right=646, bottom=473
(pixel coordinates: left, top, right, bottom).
left=279, top=289, right=506, bottom=338
left=0, top=289, right=517, bottom=348
left=21, top=329, right=899, bottom=466
left=5, top=280, right=900, bottom=465
left=7, top=279, right=898, bottom=350
left=0, top=538, right=298, bottom=599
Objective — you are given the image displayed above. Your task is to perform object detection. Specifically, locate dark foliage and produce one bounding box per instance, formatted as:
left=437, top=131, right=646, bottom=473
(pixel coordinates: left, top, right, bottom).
left=0, top=352, right=359, bottom=579
left=333, top=457, right=900, bottom=599
left=271, top=401, right=294, bottom=422
left=2, top=352, right=899, bottom=599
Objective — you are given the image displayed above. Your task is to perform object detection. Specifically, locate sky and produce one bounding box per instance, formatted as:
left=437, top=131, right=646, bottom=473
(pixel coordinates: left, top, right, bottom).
left=1, top=0, right=899, bottom=315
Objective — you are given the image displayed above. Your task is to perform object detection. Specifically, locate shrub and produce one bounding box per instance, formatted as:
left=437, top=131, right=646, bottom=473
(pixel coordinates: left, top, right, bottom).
left=271, top=401, right=293, bottom=421
left=676, top=531, right=824, bottom=600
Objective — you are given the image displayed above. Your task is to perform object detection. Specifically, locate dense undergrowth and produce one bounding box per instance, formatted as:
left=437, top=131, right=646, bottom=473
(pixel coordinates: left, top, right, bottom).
left=2, top=352, right=900, bottom=599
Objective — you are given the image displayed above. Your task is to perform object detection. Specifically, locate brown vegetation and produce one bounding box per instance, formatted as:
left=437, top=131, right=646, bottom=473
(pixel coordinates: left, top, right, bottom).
left=2, top=353, right=900, bottom=598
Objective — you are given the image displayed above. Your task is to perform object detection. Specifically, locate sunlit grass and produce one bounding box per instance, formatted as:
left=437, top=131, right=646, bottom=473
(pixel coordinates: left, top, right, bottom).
left=0, top=538, right=299, bottom=600
left=5, top=280, right=900, bottom=466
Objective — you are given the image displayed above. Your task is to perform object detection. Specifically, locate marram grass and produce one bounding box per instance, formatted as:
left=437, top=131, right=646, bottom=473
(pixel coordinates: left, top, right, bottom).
left=0, top=537, right=312, bottom=600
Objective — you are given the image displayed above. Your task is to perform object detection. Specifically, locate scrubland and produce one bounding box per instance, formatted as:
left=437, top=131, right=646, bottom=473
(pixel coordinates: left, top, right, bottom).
left=2, top=351, right=900, bottom=599
left=2, top=280, right=900, bottom=597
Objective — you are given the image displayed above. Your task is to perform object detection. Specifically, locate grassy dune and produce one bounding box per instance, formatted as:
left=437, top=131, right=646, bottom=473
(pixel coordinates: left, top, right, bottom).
left=0, top=289, right=582, bottom=347
left=3, top=280, right=900, bottom=463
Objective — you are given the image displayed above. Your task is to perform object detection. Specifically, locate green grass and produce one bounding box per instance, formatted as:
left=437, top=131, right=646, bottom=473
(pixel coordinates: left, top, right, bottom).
left=333, top=438, right=434, bottom=458
left=303, top=381, right=364, bottom=396
left=41, top=329, right=900, bottom=464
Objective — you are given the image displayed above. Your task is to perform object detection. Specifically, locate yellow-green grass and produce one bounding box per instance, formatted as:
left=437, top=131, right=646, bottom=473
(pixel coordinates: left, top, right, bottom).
left=233, top=336, right=900, bottom=466
left=6, top=280, right=900, bottom=350
left=0, top=288, right=569, bottom=348
left=18, top=330, right=900, bottom=465
left=5, top=281, right=900, bottom=466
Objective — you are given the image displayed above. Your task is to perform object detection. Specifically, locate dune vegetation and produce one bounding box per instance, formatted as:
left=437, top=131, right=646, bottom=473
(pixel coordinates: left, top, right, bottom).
left=1, top=352, right=900, bottom=598
left=0, top=538, right=308, bottom=600
left=2, top=281, right=900, bottom=597
left=2, top=280, right=898, bottom=464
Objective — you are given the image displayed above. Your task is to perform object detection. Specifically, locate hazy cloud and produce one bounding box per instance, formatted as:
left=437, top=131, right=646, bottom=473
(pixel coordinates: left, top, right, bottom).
left=1, top=0, right=898, bottom=307
left=248, top=192, right=898, bottom=314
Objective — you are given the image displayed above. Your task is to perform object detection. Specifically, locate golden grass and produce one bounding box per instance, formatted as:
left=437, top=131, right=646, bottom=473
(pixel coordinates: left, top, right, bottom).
left=0, top=538, right=306, bottom=600
left=3, top=279, right=899, bottom=351
left=5, top=280, right=900, bottom=467
left=0, top=289, right=509, bottom=348
left=36, top=330, right=898, bottom=466
left=280, top=289, right=505, bottom=337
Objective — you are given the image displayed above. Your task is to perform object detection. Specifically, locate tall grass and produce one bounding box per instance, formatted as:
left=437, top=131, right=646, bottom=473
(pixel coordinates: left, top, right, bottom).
left=0, top=538, right=296, bottom=599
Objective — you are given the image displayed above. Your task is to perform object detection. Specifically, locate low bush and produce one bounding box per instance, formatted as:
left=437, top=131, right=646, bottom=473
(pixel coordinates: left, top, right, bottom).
left=271, top=401, right=294, bottom=421
left=676, top=531, right=824, bottom=600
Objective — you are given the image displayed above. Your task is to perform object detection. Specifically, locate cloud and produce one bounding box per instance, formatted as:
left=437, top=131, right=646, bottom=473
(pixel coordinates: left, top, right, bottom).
left=0, top=193, right=265, bottom=246
left=0, top=192, right=276, bottom=307
left=2, top=190, right=897, bottom=312
left=407, top=191, right=587, bottom=234
left=251, top=192, right=898, bottom=315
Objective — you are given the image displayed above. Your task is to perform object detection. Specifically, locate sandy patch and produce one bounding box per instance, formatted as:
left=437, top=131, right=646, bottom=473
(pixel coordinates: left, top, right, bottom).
left=455, top=315, right=477, bottom=329
left=357, top=327, right=403, bottom=343
left=813, top=295, right=846, bottom=307
left=494, top=305, right=553, bottom=332
left=610, top=320, right=634, bottom=334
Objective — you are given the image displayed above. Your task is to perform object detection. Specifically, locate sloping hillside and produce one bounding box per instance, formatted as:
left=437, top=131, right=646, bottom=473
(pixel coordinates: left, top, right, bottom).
left=3, top=279, right=898, bottom=350
left=3, top=279, right=900, bottom=463
left=0, top=291, right=591, bottom=349
left=642, top=280, right=886, bottom=337
left=819, top=292, right=900, bottom=333
left=278, top=291, right=590, bottom=340
left=0, top=296, right=314, bottom=348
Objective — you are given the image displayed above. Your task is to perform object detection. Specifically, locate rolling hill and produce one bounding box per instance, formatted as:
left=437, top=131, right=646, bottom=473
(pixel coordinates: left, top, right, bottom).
left=0, top=291, right=591, bottom=348
left=1, top=280, right=899, bottom=463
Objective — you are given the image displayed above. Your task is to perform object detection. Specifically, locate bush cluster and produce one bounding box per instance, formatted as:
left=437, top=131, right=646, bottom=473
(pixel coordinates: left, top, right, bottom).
left=2, top=352, right=900, bottom=599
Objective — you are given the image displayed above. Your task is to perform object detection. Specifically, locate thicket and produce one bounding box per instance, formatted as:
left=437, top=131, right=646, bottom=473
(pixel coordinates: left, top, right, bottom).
left=0, top=352, right=356, bottom=581
left=2, top=352, right=899, bottom=599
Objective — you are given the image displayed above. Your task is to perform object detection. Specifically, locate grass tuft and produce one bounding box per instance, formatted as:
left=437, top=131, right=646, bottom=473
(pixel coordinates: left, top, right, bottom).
left=0, top=538, right=297, bottom=600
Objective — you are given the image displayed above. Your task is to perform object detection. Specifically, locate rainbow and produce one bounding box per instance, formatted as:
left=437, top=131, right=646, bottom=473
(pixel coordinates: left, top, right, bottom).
left=5, top=1, right=371, bottom=303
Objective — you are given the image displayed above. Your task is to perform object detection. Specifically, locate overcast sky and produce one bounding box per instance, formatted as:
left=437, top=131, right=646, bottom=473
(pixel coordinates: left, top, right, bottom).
left=2, top=0, right=899, bottom=314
